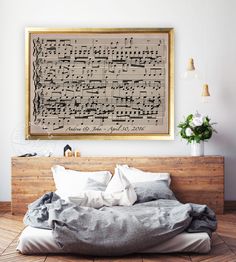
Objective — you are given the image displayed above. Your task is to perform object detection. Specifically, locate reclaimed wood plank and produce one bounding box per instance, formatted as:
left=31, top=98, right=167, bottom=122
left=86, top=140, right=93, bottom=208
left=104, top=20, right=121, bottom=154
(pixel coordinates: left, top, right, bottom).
left=45, top=255, right=93, bottom=261
left=95, top=255, right=142, bottom=262
left=190, top=242, right=235, bottom=262
left=11, top=156, right=224, bottom=215
left=142, top=253, right=191, bottom=261
left=0, top=202, right=11, bottom=213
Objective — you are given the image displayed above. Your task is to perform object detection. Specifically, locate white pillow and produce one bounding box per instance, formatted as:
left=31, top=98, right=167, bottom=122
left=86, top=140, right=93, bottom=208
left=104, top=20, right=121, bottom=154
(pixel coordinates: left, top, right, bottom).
left=105, top=167, right=132, bottom=193
left=116, top=164, right=171, bottom=186
left=51, top=165, right=112, bottom=198
left=69, top=169, right=137, bottom=208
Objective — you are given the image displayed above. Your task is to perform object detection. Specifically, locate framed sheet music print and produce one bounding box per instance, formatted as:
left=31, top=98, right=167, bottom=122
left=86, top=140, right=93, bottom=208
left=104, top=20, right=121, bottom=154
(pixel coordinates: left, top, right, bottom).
left=25, top=28, right=174, bottom=140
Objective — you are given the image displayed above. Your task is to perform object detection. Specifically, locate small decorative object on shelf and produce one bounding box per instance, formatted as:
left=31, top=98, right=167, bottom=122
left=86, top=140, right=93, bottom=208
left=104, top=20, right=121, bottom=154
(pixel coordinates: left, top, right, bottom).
left=65, top=149, right=73, bottom=157
left=64, top=144, right=72, bottom=156
left=178, top=112, right=217, bottom=156
left=18, top=153, right=37, bottom=157
left=74, top=150, right=81, bottom=157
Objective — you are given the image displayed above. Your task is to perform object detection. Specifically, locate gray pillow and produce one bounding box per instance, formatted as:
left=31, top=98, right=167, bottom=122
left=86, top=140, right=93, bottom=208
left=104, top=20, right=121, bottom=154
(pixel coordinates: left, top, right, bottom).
left=85, top=178, right=107, bottom=191
left=133, top=180, right=176, bottom=203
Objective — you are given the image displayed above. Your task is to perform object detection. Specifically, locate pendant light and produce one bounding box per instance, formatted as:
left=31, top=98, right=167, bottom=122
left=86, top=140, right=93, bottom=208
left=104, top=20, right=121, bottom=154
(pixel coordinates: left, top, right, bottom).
left=183, top=58, right=198, bottom=79
left=201, top=84, right=210, bottom=103
left=187, top=58, right=195, bottom=71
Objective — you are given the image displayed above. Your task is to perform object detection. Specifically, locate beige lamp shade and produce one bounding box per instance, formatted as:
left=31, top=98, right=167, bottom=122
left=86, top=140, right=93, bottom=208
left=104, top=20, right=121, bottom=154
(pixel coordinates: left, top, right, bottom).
left=187, top=58, right=195, bottom=71
left=202, top=84, right=210, bottom=97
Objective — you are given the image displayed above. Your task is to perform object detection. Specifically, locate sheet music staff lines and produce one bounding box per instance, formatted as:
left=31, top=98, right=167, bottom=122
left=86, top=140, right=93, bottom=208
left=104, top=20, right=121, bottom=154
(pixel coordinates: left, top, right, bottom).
left=31, top=34, right=168, bottom=134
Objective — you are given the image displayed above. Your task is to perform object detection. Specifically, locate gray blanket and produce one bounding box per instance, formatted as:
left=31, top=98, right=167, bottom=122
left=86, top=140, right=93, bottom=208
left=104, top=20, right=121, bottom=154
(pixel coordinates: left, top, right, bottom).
left=24, top=192, right=216, bottom=256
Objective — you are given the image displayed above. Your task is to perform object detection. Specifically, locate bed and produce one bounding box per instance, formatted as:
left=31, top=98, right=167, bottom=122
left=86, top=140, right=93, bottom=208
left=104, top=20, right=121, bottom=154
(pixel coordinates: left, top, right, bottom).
left=17, top=226, right=211, bottom=254
left=12, top=156, right=223, bottom=255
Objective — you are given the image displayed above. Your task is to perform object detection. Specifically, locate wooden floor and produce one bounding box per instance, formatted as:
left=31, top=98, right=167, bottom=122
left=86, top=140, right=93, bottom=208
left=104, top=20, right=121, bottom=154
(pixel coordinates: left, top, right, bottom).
left=1, top=212, right=236, bottom=262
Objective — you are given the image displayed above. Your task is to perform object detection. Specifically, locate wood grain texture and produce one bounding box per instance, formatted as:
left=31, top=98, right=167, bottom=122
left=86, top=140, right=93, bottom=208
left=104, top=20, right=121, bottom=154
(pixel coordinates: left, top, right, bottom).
left=0, top=202, right=11, bottom=213
left=1, top=211, right=236, bottom=261
left=11, top=156, right=224, bottom=215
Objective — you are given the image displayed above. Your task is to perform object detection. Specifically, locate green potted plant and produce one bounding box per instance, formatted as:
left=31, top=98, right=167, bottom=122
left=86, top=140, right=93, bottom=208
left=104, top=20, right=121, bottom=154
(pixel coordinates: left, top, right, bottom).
left=178, top=112, right=217, bottom=156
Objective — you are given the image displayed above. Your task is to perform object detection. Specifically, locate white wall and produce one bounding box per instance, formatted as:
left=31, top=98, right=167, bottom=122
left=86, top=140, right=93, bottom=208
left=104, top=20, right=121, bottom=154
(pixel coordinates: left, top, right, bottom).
left=0, top=0, right=236, bottom=201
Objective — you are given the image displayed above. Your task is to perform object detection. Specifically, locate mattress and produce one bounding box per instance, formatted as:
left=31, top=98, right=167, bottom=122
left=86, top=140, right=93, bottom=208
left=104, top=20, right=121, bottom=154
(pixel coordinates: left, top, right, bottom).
left=17, top=226, right=211, bottom=255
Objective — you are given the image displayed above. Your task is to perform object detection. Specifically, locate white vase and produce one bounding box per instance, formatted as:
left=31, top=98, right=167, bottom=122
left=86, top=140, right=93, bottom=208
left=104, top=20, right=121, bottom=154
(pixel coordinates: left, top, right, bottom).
left=190, top=141, right=204, bottom=156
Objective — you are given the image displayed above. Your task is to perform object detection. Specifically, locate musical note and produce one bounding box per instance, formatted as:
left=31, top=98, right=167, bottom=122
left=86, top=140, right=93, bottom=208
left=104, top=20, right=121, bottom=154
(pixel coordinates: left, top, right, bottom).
left=31, top=33, right=168, bottom=133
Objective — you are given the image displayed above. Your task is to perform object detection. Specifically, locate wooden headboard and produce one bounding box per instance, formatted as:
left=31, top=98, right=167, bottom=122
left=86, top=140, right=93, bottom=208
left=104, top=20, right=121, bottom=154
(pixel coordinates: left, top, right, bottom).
left=11, top=156, right=224, bottom=214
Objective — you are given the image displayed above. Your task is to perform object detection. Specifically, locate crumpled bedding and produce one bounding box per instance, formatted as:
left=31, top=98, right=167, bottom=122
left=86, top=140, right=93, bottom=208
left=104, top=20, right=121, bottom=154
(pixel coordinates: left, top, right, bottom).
left=23, top=192, right=217, bottom=256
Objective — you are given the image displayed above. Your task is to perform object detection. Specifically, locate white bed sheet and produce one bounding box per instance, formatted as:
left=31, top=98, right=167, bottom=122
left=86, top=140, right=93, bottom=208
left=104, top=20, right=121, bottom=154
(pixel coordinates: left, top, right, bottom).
left=17, top=226, right=211, bottom=255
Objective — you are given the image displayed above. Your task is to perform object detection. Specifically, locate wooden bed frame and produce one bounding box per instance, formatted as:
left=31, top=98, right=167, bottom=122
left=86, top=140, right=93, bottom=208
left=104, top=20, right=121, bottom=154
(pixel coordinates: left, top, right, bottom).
left=11, top=156, right=224, bottom=215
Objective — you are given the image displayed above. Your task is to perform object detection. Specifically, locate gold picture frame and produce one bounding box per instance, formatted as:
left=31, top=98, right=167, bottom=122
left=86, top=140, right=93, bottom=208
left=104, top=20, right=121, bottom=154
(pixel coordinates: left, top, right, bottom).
left=25, top=28, right=174, bottom=140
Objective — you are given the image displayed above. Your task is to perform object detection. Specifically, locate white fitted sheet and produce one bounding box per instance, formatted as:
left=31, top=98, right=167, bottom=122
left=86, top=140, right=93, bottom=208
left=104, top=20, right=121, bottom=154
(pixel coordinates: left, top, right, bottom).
left=17, top=226, right=211, bottom=255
